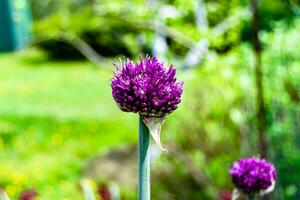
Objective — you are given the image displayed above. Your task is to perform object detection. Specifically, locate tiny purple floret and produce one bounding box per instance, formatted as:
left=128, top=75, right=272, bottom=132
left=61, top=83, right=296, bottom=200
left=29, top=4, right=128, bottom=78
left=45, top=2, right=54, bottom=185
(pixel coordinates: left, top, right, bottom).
left=111, top=56, right=183, bottom=117
left=230, top=157, right=277, bottom=195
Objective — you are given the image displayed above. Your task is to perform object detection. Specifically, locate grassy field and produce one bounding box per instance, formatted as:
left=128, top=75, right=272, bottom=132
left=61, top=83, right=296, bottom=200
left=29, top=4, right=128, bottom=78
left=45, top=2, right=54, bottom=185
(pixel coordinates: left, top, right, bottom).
left=0, top=50, right=137, bottom=200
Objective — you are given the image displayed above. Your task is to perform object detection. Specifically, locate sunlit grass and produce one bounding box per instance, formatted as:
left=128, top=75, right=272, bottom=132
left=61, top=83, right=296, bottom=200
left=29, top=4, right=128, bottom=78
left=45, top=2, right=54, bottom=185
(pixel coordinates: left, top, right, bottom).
left=0, top=49, right=137, bottom=199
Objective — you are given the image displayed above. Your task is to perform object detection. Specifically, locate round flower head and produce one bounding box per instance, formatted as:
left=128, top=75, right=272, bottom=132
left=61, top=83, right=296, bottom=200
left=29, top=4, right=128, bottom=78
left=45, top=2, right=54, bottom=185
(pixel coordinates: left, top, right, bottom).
left=230, top=157, right=277, bottom=196
left=19, top=189, right=37, bottom=200
left=111, top=56, right=183, bottom=151
left=111, top=56, right=183, bottom=117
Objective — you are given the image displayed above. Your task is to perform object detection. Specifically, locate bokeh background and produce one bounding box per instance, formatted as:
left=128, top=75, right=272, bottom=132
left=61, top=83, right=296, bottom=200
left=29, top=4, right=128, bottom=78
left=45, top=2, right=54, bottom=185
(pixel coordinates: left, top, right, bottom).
left=0, top=0, right=300, bottom=199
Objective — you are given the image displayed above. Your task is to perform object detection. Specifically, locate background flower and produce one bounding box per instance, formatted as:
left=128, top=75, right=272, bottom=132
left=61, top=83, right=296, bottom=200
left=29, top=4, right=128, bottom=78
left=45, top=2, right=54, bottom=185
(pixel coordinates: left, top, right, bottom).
left=19, top=189, right=37, bottom=200
left=230, top=157, right=276, bottom=195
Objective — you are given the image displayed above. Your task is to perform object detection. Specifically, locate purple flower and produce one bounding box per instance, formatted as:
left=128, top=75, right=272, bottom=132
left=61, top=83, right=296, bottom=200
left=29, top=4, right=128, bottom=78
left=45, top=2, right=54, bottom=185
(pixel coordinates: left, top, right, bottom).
left=19, top=189, right=37, bottom=200
left=111, top=56, right=183, bottom=117
left=230, top=157, right=277, bottom=195
left=98, top=183, right=112, bottom=200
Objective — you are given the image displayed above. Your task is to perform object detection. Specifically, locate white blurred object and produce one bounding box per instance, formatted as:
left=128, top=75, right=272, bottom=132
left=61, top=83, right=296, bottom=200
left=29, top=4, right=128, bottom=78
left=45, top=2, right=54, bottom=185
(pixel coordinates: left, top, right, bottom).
left=0, top=189, right=10, bottom=200
left=150, top=143, right=161, bottom=161
left=152, top=5, right=178, bottom=60
left=231, top=189, right=240, bottom=200
left=148, top=0, right=157, bottom=7
left=183, top=40, right=209, bottom=69
left=183, top=0, right=209, bottom=69
left=152, top=27, right=168, bottom=60
left=109, top=182, right=121, bottom=200
left=195, top=0, right=208, bottom=29
left=80, top=179, right=96, bottom=200
left=159, top=5, right=178, bottom=19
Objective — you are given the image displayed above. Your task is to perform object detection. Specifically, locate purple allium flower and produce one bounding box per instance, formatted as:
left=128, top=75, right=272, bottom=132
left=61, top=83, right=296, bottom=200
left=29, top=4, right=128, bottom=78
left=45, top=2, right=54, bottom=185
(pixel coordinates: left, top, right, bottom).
left=230, top=157, right=277, bottom=195
left=111, top=56, right=183, bottom=117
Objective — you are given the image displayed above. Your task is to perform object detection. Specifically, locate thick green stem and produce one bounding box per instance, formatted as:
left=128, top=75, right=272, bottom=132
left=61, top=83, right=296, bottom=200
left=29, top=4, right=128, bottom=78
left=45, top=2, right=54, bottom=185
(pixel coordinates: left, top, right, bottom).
left=138, top=117, right=150, bottom=200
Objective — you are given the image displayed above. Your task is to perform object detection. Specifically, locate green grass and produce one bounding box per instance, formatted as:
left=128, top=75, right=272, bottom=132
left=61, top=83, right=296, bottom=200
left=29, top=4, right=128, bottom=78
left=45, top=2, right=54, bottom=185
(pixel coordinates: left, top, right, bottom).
left=0, top=49, right=137, bottom=200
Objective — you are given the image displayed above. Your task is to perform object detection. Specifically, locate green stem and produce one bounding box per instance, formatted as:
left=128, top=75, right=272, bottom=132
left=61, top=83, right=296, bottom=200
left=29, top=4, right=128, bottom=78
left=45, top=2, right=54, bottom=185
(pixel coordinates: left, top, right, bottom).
left=138, top=116, right=150, bottom=200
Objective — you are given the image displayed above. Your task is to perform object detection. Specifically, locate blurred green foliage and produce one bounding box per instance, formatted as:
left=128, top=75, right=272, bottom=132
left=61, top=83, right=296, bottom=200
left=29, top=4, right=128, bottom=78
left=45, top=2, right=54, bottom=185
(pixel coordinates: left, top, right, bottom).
left=152, top=20, right=300, bottom=200
left=0, top=51, right=137, bottom=199
left=31, top=0, right=298, bottom=59
left=262, top=21, right=300, bottom=199
left=1, top=20, right=300, bottom=199
left=32, top=0, right=155, bottom=59
left=32, top=0, right=244, bottom=59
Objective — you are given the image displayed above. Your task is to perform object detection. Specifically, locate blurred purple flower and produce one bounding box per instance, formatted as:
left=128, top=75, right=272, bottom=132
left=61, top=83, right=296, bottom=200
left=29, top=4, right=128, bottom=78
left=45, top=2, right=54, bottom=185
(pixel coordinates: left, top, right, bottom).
left=98, top=184, right=111, bottom=200
left=19, top=189, right=37, bottom=200
left=230, top=157, right=277, bottom=195
left=218, top=189, right=232, bottom=200
left=111, top=56, right=183, bottom=117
